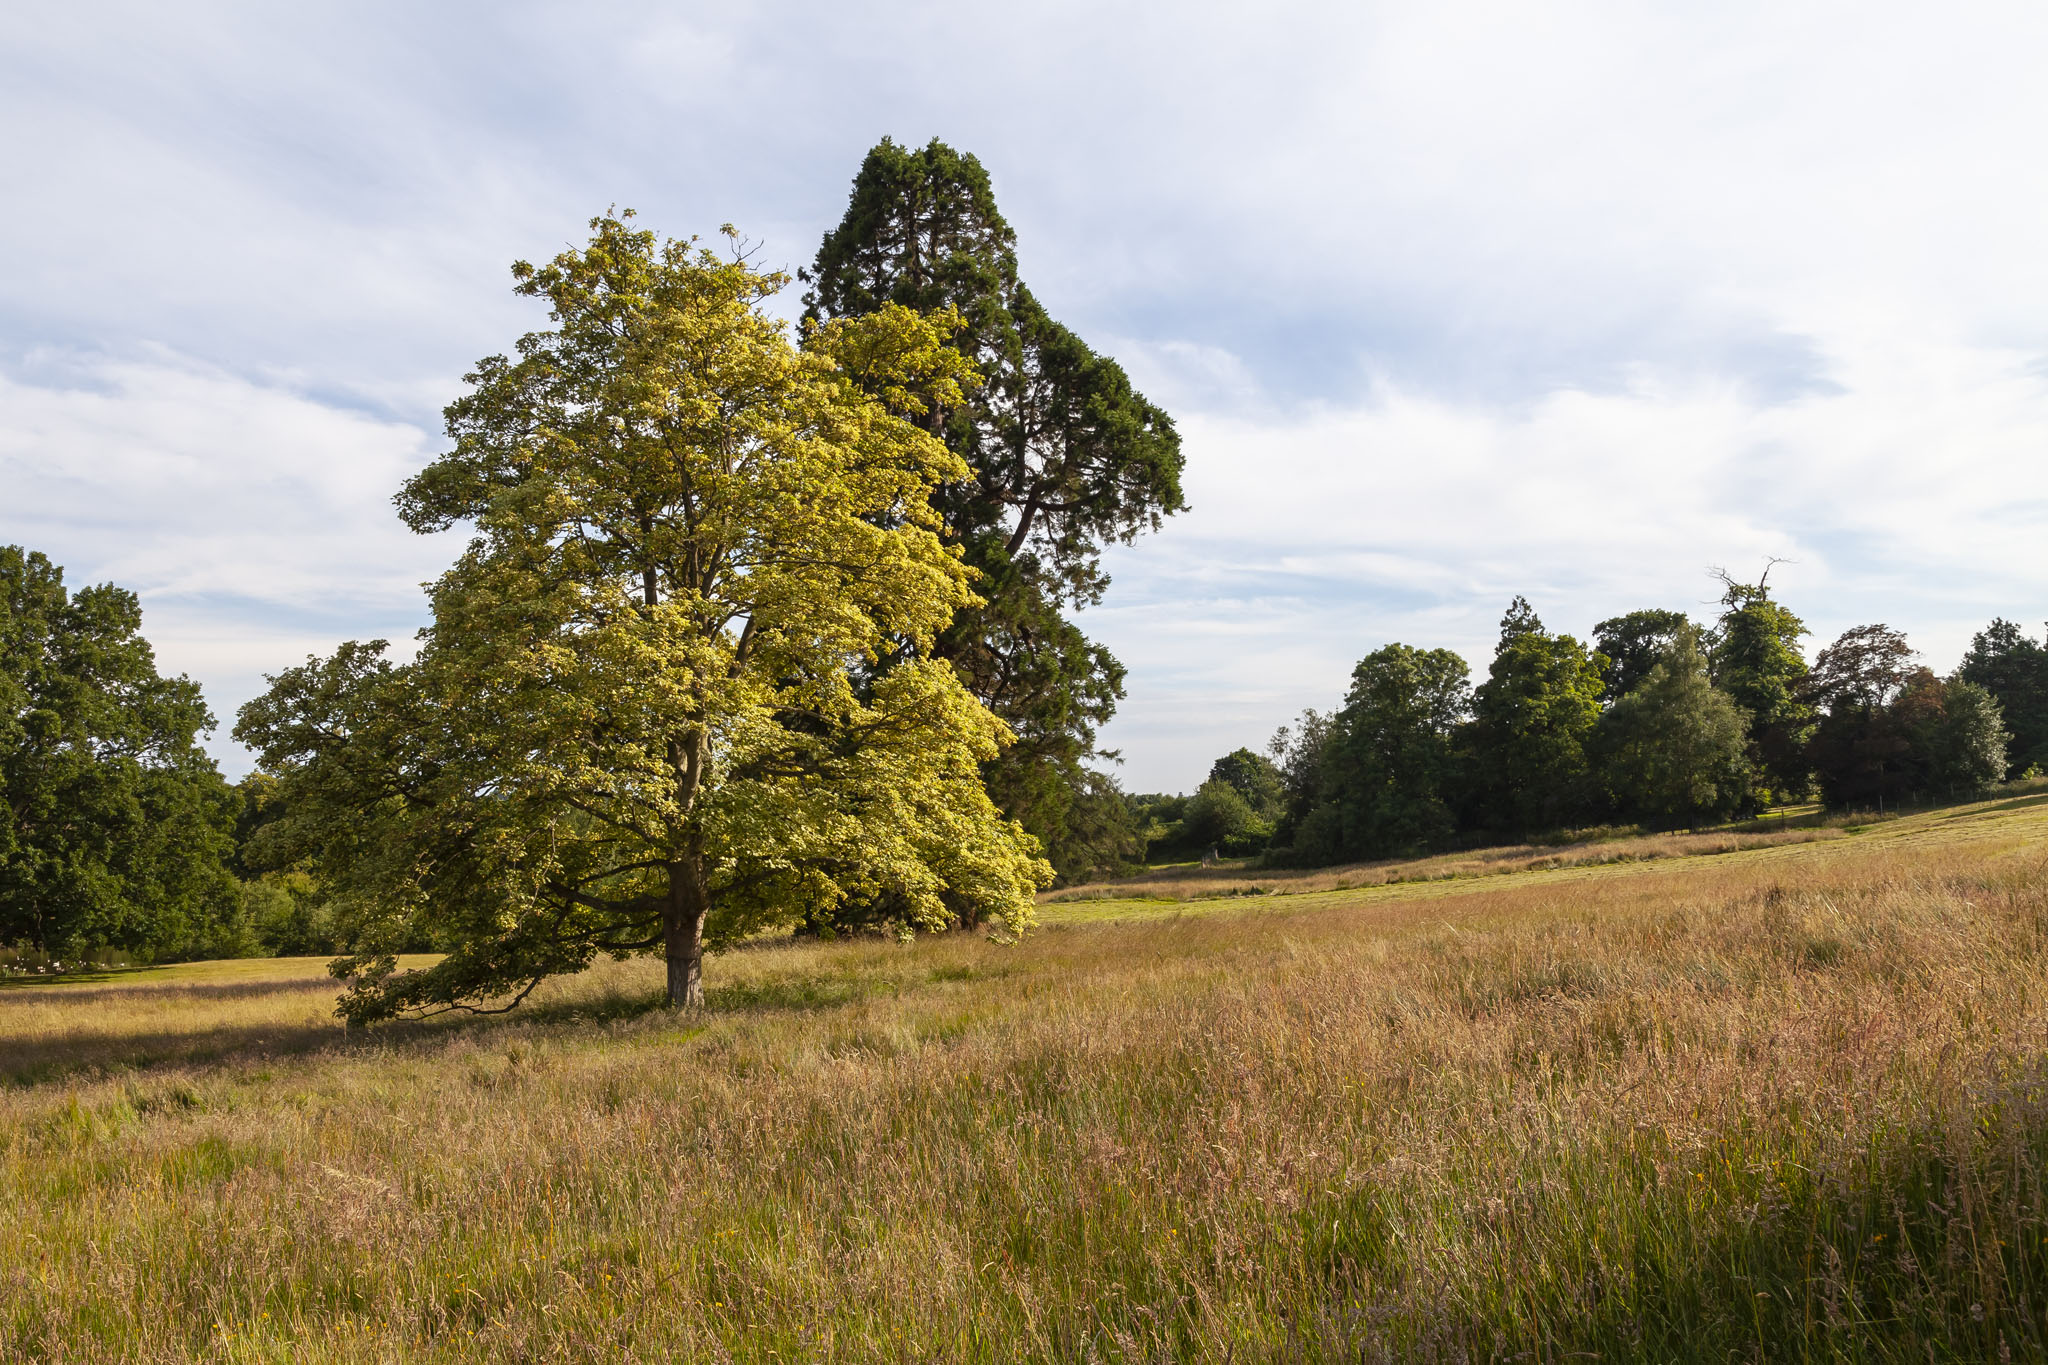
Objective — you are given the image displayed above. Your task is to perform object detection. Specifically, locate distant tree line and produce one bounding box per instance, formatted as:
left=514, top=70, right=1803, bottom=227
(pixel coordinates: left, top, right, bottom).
left=7, top=537, right=2043, bottom=965
left=1125, top=573, right=2042, bottom=870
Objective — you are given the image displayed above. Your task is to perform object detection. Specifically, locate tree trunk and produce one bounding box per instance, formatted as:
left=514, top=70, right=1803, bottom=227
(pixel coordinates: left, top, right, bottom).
left=663, top=856, right=708, bottom=1009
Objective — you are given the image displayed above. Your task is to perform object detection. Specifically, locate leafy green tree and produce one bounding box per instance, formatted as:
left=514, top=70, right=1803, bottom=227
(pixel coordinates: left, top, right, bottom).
left=1291, top=644, right=1470, bottom=863
left=0, top=547, right=239, bottom=959
left=1207, top=747, right=1285, bottom=820
left=1593, top=627, right=1751, bottom=826
left=1809, top=650, right=2008, bottom=809
left=229, top=771, right=281, bottom=877
left=1958, top=618, right=2048, bottom=776
left=1463, top=599, right=1606, bottom=834
left=1592, top=608, right=1691, bottom=705
left=1806, top=703, right=1908, bottom=810
left=1788, top=623, right=1912, bottom=810
left=1804, top=623, right=1916, bottom=711
left=232, top=772, right=357, bottom=957
left=1800, top=626, right=2010, bottom=808
left=804, top=137, right=1186, bottom=855
left=1125, top=790, right=1190, bottom=859
left=237, top=215, right=1049, bottom=1020
left=1707, top=569, right=1813, bottom=802
left=240, top=870, right=340, bottom=957
left=1181, top=779, right=1264, bottom=856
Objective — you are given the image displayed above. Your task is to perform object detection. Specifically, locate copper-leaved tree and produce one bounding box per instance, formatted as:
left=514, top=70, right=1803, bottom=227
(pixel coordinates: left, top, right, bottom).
left=236, top=214, right=1049, bottom=1020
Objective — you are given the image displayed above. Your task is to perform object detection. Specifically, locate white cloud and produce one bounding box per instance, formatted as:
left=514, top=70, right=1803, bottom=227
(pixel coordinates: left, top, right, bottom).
left=0, top=352, right=457, bottom=765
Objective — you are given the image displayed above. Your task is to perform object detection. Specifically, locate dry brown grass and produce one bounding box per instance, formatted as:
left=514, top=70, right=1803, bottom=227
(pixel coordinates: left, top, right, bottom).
left=5, top=793, right=2048, bottom=1361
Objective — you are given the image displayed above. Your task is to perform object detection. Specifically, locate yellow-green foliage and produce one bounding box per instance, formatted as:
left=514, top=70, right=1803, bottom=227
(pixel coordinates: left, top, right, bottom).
left=5, top=794, right=2048, bottom=1361
left=234, top=215, right=1049, bottom=1019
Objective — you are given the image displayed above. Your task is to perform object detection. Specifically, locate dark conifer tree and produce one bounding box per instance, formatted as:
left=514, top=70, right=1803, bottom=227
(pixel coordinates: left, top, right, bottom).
left=804, top=138, right=1186, bottom=861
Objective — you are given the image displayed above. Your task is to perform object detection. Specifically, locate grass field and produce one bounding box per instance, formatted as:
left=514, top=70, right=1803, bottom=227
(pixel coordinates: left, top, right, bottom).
left=7, top=791, right=2048, bottom=1361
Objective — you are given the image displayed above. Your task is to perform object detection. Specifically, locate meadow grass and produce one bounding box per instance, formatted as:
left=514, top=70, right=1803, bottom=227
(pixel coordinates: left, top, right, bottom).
left=6, top=793, right=2048, bottom=1361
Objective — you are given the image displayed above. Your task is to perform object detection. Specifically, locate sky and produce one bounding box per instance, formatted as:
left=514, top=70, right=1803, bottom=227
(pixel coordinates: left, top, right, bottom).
left=5, top=1, right=2046, bottom=793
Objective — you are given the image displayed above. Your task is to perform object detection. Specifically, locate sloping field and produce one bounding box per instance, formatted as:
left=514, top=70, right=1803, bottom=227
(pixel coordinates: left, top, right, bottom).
left=1040, top=823, right=1849, bottom=908
left=5, top=793, right=2048, bottom=1361
left=1041, top=795, right=2041, bottom=921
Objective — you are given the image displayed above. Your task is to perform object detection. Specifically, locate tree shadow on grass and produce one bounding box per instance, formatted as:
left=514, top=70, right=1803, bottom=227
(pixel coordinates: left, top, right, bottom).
left=0, top=981, right=674, bottom=1089
left=0, top=966, right=151, bottom=991
left=3, top=1019, right=360, bottom=1088
left=0, top=966, right=912, bottom=1088
left=0, top=933, right=959, bottom=1089
left=0, top=976, right=344, bottom=1005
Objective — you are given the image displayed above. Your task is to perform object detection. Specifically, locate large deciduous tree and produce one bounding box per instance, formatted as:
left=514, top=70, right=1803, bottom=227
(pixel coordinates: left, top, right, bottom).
left=1206, top=747, right=1285, bottom=821
left=803, top=137, right=1185, bottom=866
left=1290, top=644, right=1470, bottom=862
left=1592, top=627, right=1751, bottom=827
left=1707, top=569, right=1813, bottom=803
left=1895, top=672, right=2008, bottom=796
left=1181, top=779, right=1264, bottom=856
left=1462, top=598, right=1606, bottom=834
left=1265, top=707, right=1335, bottom=850
left=236, top=216, right=1049, bottom=1021
left=1804, top=623, right=1916, bottom=713
left=1, top=547, right=238, bottom=959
